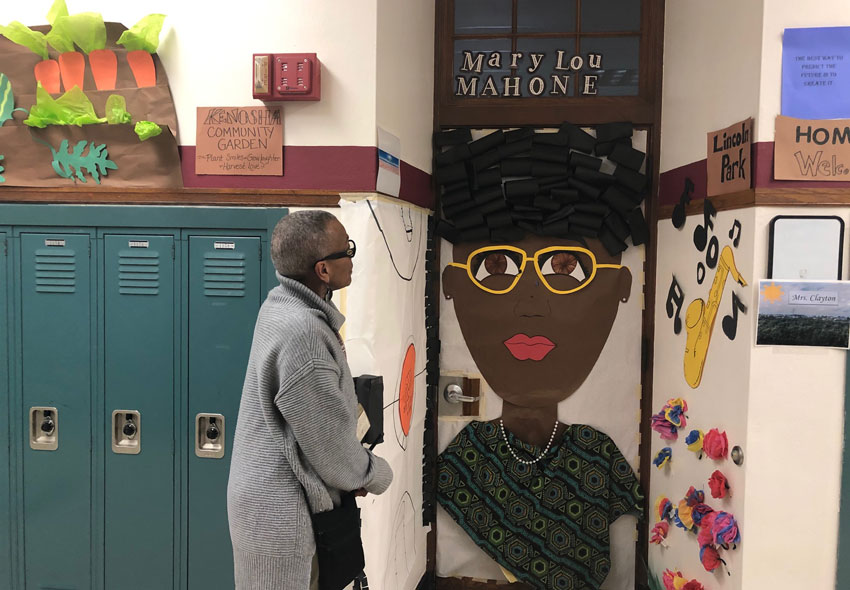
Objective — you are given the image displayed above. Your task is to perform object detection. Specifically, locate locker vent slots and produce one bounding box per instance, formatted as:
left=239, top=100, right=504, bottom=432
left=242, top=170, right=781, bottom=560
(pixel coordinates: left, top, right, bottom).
left=118, top=250, right=161, bottom=296
left=203, top=251, right=246, bottom=297
left=35, top=248, right=76, bottom=294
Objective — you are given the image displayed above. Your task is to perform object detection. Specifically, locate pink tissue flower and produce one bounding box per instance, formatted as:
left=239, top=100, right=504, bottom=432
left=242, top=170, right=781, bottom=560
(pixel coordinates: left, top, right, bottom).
left=709, top=470, right=729, bottom=498
left=703, top=428, right=729, bottom=460
left=698, top=512, right=718, bottom=548
left=700, top=544, right=722, bottom=572
left=683, top=580, right=705, bottom=590
left=662, top=569, right=683, bottom=590
left=650, top=521, right=669, bottom=545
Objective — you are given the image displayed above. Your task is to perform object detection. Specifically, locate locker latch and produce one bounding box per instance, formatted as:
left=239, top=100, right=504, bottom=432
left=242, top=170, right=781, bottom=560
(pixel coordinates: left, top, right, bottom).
left=196, top=413, right=225, bottom=459
left=30, top=407, right=58, bottom=451
left=112, top=410, right=141, bottom=455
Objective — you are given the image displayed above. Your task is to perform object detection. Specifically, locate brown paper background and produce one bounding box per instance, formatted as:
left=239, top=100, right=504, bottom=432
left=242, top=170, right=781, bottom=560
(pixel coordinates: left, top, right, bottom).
left=706, top=117, right=753, bottom=196
left=195, top=106, right=283, bottom=176
left=0, top=22, right=183, bottom=188
left=774, top=115, right=850, bottom=181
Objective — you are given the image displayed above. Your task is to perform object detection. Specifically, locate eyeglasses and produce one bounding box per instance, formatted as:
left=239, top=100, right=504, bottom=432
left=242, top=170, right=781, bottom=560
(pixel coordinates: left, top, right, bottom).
left=315, top=239, right=356, bottom=265
left=447, top=245, right=622, bottom=295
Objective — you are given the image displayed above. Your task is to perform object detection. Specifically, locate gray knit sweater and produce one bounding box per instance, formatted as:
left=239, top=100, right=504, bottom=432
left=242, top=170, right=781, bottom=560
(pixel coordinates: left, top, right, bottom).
left=227, top=276, right=393, bottom=589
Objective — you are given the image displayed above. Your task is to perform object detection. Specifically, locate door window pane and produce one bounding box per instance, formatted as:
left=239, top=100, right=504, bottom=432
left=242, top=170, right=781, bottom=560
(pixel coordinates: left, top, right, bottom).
left=517, top=0, right=577, bottom=33
left=515, top=37, right=578, bottom=97
left=455, top=0, right=513, bottom=34
left=453, top=39, right=513, bottom=96
left=580, top=36, right=640, bottom=96
left=581, top=0, right=641, bottom=32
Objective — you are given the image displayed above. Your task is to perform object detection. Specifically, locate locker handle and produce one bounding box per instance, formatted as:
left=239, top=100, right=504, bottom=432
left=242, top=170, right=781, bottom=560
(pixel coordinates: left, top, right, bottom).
left=41, top=411, right=55, bottom=435
left=206, top=418, right=220, bottom=441
left=122, top=417, right=137, bottom=438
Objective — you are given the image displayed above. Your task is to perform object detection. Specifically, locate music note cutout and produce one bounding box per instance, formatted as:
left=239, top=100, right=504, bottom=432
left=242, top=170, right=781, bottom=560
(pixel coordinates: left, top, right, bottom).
left=672, top=177, right=695, bottom=230
left=728, top=219, right=742, bottom=247
left=693, top=198, right=717, bottom=251
left=666, top=276, right=685, bottom=334
left=721, top=291, right=747, bottom=340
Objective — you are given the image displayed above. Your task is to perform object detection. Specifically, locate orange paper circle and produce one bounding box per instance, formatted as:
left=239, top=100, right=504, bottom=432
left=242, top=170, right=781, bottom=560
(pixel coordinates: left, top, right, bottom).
left=398, top=344, right=416, bottom=436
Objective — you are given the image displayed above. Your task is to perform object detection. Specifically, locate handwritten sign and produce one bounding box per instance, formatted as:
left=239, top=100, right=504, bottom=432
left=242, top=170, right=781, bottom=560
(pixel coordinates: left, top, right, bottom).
left=195, top=106, right=283, bottom=175
left=782, top=27, right=850, bottom=119
left=774, top=115, right=850, bottom=181
left=706, top=118, right=752, bottom=196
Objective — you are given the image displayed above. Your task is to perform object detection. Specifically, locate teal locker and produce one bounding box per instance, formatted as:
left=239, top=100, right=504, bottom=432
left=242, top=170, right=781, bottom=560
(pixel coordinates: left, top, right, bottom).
left=103, top=235, right=176, bottom=590
left=0, top=233, right=10, bottom=590
left=20, top=233, right=93, bottom=590
left=187, top=236, right=262, bottom=590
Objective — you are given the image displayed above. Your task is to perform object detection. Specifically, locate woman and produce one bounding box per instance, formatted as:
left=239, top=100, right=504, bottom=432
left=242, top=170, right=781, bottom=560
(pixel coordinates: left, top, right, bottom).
left=438, top=233, right=643, bottom=590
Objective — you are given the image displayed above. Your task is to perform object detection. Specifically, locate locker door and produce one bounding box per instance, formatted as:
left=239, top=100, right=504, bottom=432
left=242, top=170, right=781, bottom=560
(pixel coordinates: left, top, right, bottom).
left=0, top=234, right=10, bottom=590
left=187, top=236, right=262, bottom=589
left=20, top=233, right=93, bottom=590
left=103, top=235, right=176, bottom=590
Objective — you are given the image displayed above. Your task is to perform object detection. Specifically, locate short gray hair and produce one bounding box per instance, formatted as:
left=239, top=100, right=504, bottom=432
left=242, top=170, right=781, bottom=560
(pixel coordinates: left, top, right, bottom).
left=270, top=210, right=337, bottom=278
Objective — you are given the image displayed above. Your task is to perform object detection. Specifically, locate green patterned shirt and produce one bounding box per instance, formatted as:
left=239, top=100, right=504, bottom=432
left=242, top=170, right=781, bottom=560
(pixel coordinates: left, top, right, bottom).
left=437, top=421, right=643, bottom=590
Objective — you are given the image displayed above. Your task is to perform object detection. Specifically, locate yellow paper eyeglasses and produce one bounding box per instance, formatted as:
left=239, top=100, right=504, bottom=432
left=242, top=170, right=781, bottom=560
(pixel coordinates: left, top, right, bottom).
left=447, top=245, right=622, bottom=295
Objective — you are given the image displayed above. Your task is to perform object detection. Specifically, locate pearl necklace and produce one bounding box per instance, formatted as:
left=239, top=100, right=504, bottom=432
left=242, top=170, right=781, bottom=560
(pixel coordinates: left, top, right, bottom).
left=499, top=419, right=560, bottom=465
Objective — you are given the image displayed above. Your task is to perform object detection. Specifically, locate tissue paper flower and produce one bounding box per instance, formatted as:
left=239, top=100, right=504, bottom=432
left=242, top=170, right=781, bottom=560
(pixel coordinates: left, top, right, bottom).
left=652, top=412, right=679, bottom=440
left=655, top=496, right=674, bottom=522
left=682, top=581, right=705, bottom=590
left=703, top=428, right=729, bottom=460
left=653, top=447, right=672, bottom=468
left=651, top=521, right=670, bottom=545
left=700, top=544, right=724, bottom=572
left=652, top=398, right=689, bottom=440
left=685, top=486, right=705, bottom=506
left=697, top=512, right=718, bottom=547
left=690, top=503, right=714, bottom=526
left=685, top=429, right=704, bottom=457
left=675, top=499, right=694, bottom=530
left=712, top=511, right=741, bottom=546
left=664, top=398, right=688, bottom=428
left=709, top=470, right=729, bottom=498
left=662, top=569, right=686, bottom=590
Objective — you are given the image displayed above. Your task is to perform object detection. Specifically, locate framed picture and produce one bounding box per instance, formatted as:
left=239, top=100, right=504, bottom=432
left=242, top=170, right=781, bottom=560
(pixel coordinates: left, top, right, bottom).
left=767, top=215, right=844, bottom=280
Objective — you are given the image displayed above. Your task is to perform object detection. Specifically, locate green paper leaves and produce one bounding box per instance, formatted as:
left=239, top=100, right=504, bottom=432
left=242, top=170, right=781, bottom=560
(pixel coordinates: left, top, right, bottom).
left=0, top=155, right=5, bottom=183
left=134, top=120, right=162, bottom=141
left=38, top=138, right=117, bottom=184
left=52, top=12, right=106, bottom=55
left=117, top=14, right=166, bottom=53
left=45, top=16, right=76, bottom=54
left=24, top=83, right=107, bottom=128
left=105, top=94, right=132, bottom=124
left=1, top=73, right=27, bottom=126
left=0, top=22, right=49, bottom=59
left=47, top=0, right=70, bottom=26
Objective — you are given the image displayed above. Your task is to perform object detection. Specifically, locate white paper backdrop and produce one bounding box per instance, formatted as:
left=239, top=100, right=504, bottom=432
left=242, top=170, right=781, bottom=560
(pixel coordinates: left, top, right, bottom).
left=338, top=197, right=430, bottom=590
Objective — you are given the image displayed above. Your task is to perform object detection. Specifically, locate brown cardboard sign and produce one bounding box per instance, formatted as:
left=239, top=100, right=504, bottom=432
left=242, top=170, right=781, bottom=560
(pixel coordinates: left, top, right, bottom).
left=195, top=106, right=283, bottom=175
left=706, top=118, right=753, bottom=196
left=774, top=115, right=850, bottom=180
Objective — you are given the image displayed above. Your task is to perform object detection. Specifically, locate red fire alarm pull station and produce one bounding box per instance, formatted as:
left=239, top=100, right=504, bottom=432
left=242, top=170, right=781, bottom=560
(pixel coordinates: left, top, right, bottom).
left=253, top=53, right=321, bottom=101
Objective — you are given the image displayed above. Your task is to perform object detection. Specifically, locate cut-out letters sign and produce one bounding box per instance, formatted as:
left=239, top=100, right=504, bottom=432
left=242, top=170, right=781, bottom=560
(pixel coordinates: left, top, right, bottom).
left=706, top=118, right=752, bottom=196
left=774, top=115, right=850, bottom=180
left=195, top=106, right=283, bottom=176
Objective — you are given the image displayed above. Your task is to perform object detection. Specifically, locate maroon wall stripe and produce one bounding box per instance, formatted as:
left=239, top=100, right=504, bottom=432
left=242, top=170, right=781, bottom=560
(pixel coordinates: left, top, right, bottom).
left=660, top=141, right=850, bottom=207
left=179, top=145, right=433, bottom=209
left=400, top=160, right=435, bottom=209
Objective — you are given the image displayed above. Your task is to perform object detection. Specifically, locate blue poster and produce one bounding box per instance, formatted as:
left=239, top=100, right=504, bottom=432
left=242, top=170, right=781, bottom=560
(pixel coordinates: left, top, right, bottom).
left=782, top=27, right=850, bottom=119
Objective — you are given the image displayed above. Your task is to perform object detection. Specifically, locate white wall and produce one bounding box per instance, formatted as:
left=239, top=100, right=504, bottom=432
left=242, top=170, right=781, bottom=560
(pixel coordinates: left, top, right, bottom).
left=651, top=209, right=754, bottom=588
left=758, top=0, right=850, bottom=142
left=660, top=0, right=764, bottom=173
left=376, top=0, right=435, bottom=173
left=741, top=205, right=847, bottom=589
left=5, top=1, right=381, bottom=147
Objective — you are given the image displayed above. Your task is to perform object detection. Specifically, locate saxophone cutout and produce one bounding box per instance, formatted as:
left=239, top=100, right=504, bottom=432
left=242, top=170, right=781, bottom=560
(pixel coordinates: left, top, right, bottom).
left=684, top=246, right=747, bottom=388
